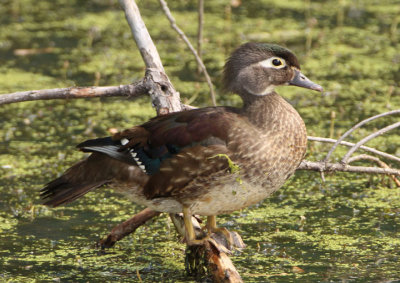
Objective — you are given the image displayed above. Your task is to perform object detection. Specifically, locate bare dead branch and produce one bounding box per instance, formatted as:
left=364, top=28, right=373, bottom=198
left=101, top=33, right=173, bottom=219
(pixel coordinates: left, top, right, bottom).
left=159, top=0, right=217, bottom=106
left=324, top=109, right=400, bottom=162
left=0, top=82, right=147, bottom=106
left=197, top=0, right=204, bottom=75
left=308, top=136, right=400, bottom=164
left=341, top=121, right=400, bottom=164
left=347, top=154, right=400, bottom=186
left=0, top=69, right=187, bottom=117
left=119, top=0, right=164, bottom=71
left=119, top=0, right=181, bottom=115
left=298, top=160, right=400, bottom=176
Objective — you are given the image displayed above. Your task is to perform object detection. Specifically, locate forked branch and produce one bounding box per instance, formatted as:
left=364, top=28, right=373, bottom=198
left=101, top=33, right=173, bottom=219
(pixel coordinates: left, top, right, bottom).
left=347, top=154, right=400, bottom=186
left=324, top=109, right=400, bottom=162
left=308, top=136, right=400, bottom=164
left=306, top=116, right=400, bottom=187
left=341, top=121, right=400, bottom=164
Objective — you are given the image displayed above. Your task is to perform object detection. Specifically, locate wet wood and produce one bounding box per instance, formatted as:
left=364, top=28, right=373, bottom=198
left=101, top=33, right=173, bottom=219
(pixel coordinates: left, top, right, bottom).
left=170, top=213, right=245, bottom=282
left=98, top=208, right=161, bottom=249
left=206, top=242, right=243, bottom=283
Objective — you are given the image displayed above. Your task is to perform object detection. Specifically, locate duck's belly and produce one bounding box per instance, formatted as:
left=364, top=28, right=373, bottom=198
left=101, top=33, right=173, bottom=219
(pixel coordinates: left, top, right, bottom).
left=187, top=179, right=277, bottom=215
left=117, top=172, right=288, bottom=216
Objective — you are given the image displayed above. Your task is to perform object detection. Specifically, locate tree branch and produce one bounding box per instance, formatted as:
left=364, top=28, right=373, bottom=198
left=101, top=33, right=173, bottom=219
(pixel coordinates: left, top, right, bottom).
left=308, top=136, right=400, bottom=164
left=298, top=160, right=400, bottom=176
left=324, top=109, right=400, bottom=162
left=117, top=2, right=241, bottom=281
left=119, top=0, right=181, bottom=115
left=119, top=0, right=164, bottom=71
left=0, top=82, right=147, bottom=105
left=341, top=121, right=400, bottom=164
left=347, top=154, right=400, bottom=186
left=98, top=208, right=161, bottom=249
left=159, top=0, right=217, bottom=106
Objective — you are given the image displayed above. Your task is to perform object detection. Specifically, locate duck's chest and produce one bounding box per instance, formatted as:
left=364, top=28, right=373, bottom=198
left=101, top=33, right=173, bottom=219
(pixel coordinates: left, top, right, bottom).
left=228, top=110, right=307, bottom=179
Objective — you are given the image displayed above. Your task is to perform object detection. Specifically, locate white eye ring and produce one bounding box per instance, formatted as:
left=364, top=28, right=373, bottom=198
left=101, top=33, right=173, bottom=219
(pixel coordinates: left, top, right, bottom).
left=259, top=57, right=286, bottom=69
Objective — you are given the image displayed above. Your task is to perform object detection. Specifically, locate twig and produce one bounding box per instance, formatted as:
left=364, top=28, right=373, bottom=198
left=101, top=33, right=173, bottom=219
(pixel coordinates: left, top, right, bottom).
left=298, top=160, right=400, bottom=176
left=341, top=121, right=400, bottom=164
left=159, top=0, right=217, bottom=106
left=347, top=154, right=400, bottom=186
left=197, top=0, right=204, bottom=75
left=308, top=136, right=400, bottom=164
left=119, top=0, right=181, bottom=115
left=324, top=109, right=400, bottom=162
left=0, top=83, right=147, bottom=105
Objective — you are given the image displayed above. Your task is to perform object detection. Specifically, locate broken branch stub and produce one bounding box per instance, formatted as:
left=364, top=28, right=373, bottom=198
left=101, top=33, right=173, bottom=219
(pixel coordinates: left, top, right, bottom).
left=144, top=68, right=181, bottom=115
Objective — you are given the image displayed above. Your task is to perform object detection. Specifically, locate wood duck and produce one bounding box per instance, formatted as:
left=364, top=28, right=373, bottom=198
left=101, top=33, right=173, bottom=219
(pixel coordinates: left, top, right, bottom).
left=41, top=42, right=322, bottom=245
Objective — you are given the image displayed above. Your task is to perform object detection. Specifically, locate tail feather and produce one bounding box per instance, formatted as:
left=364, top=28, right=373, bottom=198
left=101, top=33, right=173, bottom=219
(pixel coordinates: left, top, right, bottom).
left=41, top=179, right=106, bottom=207
left=41, top=137, right=151, bottom=207
left=40, top=153, right=114, bottom=207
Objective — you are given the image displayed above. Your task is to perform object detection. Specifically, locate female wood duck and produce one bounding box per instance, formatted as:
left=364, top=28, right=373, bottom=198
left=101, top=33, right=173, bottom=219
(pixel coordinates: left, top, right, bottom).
left=41, top=42, right=322, bottom=245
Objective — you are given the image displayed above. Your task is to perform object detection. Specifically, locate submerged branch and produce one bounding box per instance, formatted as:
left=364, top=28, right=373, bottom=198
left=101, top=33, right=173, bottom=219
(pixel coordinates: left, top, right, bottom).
left=98, top=208, right=161, bottom=249
left=169, top=213, right=244, bottom=282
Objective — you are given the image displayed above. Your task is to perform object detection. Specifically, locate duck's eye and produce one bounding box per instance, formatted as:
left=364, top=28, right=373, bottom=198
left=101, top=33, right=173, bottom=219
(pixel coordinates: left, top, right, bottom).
left=259, top=57, right=286, bottom=69
left=272, top=59, right=282, bottom=66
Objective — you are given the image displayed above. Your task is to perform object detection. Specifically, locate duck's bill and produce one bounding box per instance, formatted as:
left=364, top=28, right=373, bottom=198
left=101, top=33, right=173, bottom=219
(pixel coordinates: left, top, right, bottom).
left=289, top=69, right=323, bottom=92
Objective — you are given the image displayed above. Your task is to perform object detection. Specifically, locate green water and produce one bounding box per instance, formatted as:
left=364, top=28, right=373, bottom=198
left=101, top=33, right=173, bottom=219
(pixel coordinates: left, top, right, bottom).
left=0, top=0, right=399, bottom=282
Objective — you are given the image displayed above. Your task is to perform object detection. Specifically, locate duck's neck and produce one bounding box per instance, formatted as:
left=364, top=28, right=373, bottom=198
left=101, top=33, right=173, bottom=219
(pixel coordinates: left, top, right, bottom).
left=241, top=92, right=292, bottom=129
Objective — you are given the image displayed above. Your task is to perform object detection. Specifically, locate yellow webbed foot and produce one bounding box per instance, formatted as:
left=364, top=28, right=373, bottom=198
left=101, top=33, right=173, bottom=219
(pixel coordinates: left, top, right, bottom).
left=206, top=216, right=234, bottom=248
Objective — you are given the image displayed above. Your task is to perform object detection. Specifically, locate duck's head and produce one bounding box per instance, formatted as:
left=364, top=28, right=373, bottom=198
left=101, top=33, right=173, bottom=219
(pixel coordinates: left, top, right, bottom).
left=223, top=42, right=323, bottom=99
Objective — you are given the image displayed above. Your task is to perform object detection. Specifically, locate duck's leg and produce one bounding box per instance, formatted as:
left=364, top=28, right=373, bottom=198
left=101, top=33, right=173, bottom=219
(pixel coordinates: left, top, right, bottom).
left=183, top=206, right=209, bottom=245
left=206, top=215, right=233, bottom=246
